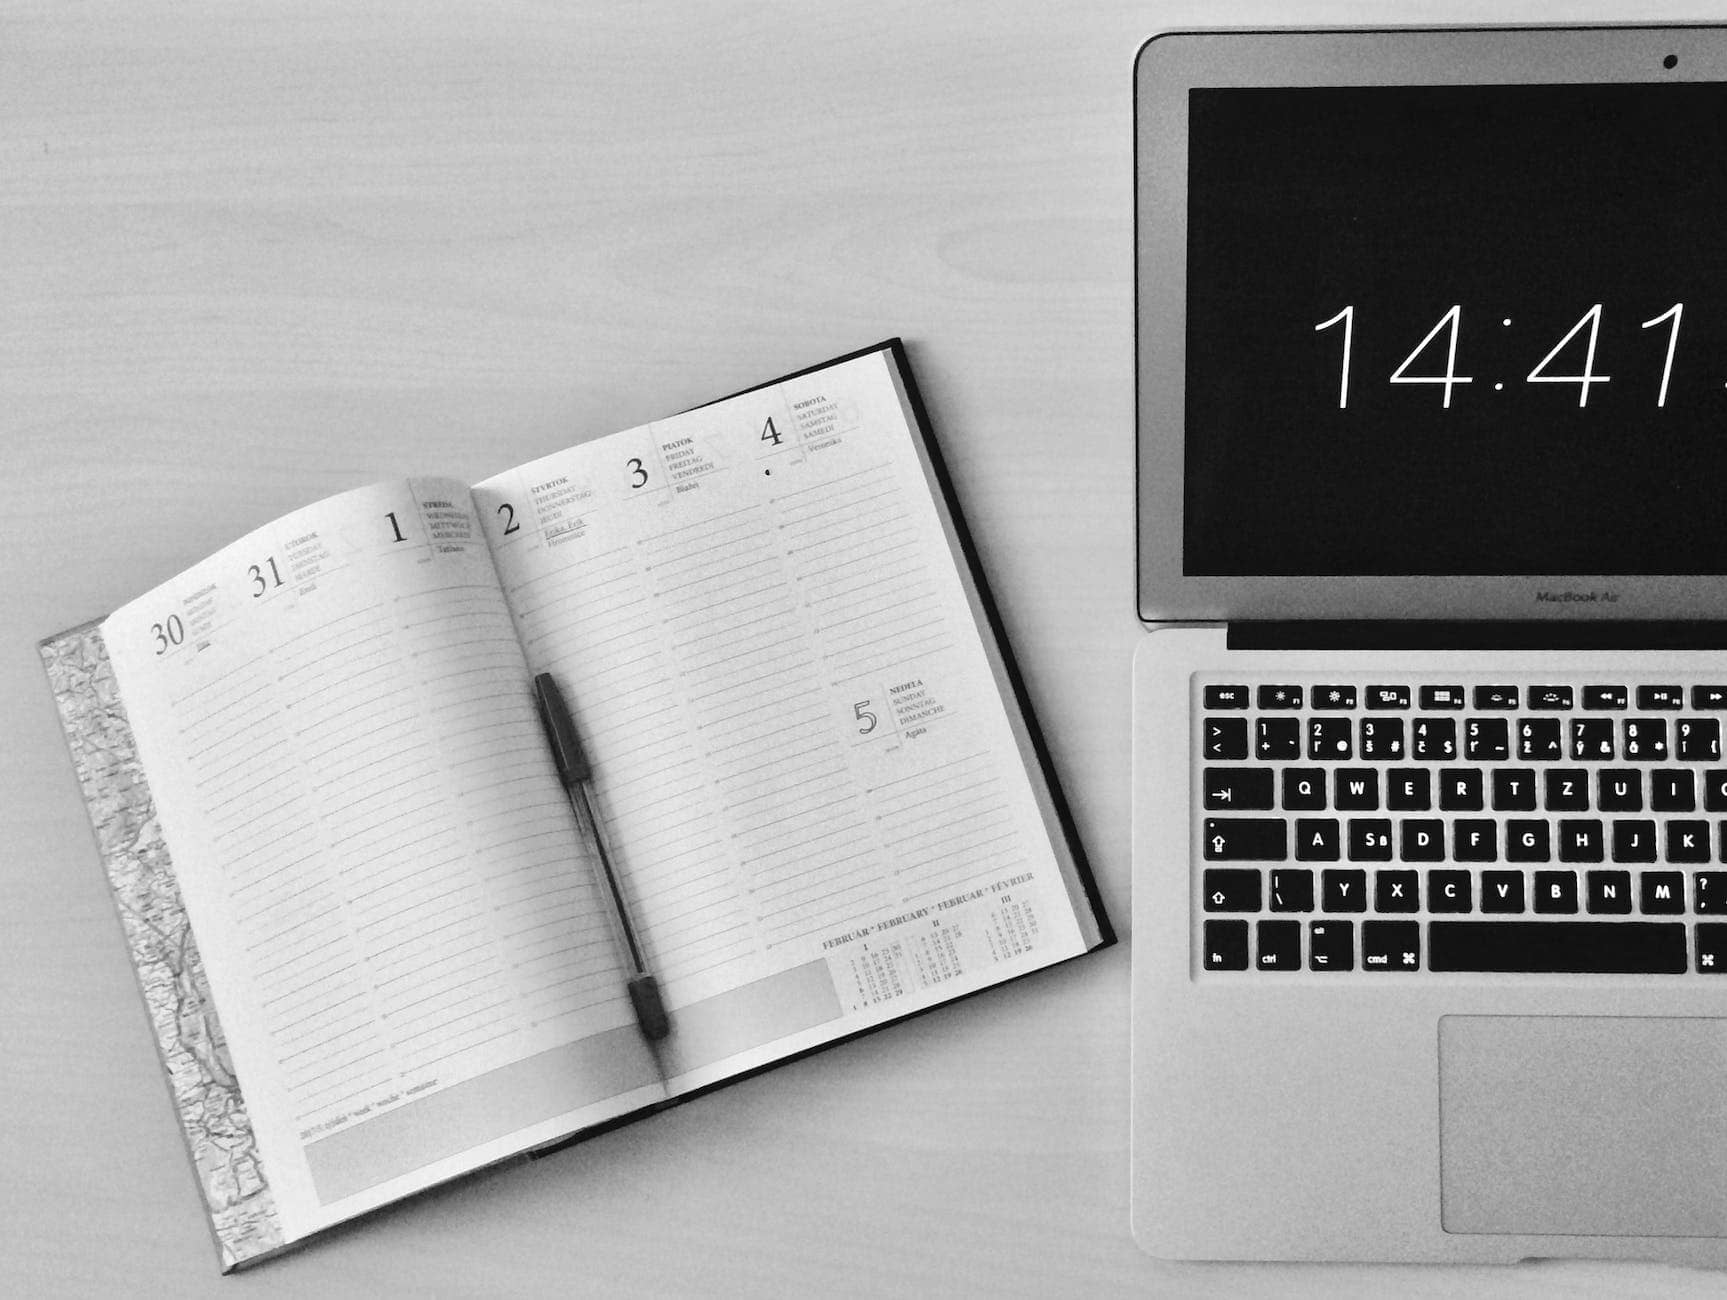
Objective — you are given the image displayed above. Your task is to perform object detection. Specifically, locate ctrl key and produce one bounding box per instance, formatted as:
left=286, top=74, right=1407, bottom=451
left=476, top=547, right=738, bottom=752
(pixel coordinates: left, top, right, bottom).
left=1203, top=920, right=1249, bottom=970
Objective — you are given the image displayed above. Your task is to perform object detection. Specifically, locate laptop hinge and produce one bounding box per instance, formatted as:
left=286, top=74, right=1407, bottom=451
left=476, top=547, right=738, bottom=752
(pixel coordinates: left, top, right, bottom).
left=1228, top=620, right=1727, bottom=652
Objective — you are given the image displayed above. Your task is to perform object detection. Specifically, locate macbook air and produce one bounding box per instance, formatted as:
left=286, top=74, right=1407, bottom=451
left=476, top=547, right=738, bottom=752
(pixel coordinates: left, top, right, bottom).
left=1132, top=23, right=1727, bottom=1263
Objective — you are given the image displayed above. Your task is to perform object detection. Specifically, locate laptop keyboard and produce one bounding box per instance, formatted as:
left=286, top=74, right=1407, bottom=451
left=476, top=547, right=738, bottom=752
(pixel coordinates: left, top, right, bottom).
left=1195, top=677, right=1727, bottom=975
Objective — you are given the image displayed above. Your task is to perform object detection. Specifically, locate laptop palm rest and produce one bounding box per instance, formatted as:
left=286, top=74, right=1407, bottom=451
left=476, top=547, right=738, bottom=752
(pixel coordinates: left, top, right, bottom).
left=1440, top=1015, right=1727, bottom=1237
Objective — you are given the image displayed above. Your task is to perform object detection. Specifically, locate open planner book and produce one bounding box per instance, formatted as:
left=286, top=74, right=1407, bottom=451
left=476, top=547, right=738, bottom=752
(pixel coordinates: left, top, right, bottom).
left=40, top=340, right=1110, bottom=1270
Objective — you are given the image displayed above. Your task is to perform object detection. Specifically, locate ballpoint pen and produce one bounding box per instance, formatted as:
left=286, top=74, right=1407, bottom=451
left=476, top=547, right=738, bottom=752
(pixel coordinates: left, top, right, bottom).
left=533, top=671, right=670, bottom=1042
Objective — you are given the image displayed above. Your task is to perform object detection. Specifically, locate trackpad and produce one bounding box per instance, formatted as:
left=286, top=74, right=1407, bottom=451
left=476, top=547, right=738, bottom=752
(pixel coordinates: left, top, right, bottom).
left=1440, top=1015, right=1727, bottom=1237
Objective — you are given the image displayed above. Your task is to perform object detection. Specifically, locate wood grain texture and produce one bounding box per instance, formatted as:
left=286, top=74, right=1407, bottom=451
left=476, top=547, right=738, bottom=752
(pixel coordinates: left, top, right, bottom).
left=6, top=0, right=1725, bottom=1294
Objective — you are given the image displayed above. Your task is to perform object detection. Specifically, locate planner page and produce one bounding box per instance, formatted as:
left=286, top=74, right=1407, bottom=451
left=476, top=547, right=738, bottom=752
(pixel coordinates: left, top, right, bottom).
left=473, top=347, right=1094, bottom=1093
left=101, top=479, right=666, bottom=1245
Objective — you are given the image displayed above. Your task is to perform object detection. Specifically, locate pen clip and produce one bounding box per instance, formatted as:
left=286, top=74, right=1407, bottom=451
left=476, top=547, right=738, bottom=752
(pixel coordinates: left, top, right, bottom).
left=534, top=672, right=591, bottom=786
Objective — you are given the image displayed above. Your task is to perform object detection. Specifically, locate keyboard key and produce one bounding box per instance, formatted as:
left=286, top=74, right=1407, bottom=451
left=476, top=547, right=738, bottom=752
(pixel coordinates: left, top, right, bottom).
left=1534, top=870, right=1580, bottom=912
left=1465, top=717, right=1509, bottom=761
left=1203, top=819, right=1286, bottom=861
left=1419, top=685, right=1464, bottom=709
left=1695, top=872, right=1727, bottom=914
left=1622, top=718, right=1668, bottom=760
left=1362, top=920, right=1421, bottom=971
left=1321, top=868, right=1367, bottom=912
left=1693, top=686, right=1727, bottom=710
left=1705, top=770, right=1727, bottom=811
left=1203, top=685, right=1249, bottom=709
left=1374, top=868, right=1418, bottom=911
left=1366, top=685, right=1410, bottom=709
left=1666, top=819, right=1710, bottom=863
left=1295, top=818, right=1340, bottom=861
left=1256, top=919, right=1300, bottom=970
left=1308, top=920, right=1353, bottom=970
left=1698, top=924, right=1727, bottom=973
left=1557, top=820, right=1604, bottom=863
left=1257, top=685, right=1302, bottom=709
left=1428, top=869, right=1473, bottom=912
left=1572, top=719, right=1615, bottom=760
left=1439, top=769, right=1484, bottom=811
left=1429, top=921, right=1685, bottom=973
left=1282, top=768, right=1326, bottom=809
left=1678, top=719, right=1721, bottom=761
left=1651, top=770, right=1695, bottom=811
left=1505, top=819, right=1551, bottom=862
left=1598, top=770, right=1642, bottom=812
left=1202, top=867, right=1263, bottom=910
left=1204, top=718, right=1248, bottom=760
left=1454, top=820, right=1497, bottom=862
left=1528, top=685, right=1573, bottom=709
left=1348, top=819, right=1393, bottom=861
left=1610, top=819, right=1657, bottom=863
left=1386, top=769, right=1431, bottom=810
left=1474, top=686, right=1518, bottom=710
left=1311, top=685, right=1356, bottom=710
left=1203, top=767, right=1274, bottom=810
left=1518, top=718, right=1563, bottom=761
left=1640, top=871, right=1684, bottom=913
left=1411, top=717, right=1457, bottom=760
left=1307, top=717, right=1352, bottom=760
left=1586, top=869, right=1633, bottom=913
left=1359, top=718, right=1403, bottom=760
left=1637, top=685, right=1683, bottom=709
left=1269, top=868, right=1314, bottom=912
left=1481, top=870, right=1526, bottom=912
left=1491, top=769, right=1537, bottom=810
left=1544, top=768, right=1589, bottom=810
left=1256, top=718, right=1300, bottom=760
left=1584, top=685, right=1629, bottom=709
left=1400, top=819, right=1445, bottom=861
left=1334, top=769, right=1378, bottom=810
left=1202, top=919, right=1249, bottom=970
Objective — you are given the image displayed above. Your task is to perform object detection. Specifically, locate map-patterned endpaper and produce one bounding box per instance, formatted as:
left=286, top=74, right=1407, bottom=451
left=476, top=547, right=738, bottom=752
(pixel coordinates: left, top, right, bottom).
left=41, top=622, right=285, bottom=1271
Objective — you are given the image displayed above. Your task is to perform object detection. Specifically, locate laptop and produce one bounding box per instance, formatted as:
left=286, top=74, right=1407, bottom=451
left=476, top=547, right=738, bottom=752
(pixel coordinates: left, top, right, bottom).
left=1130, top=24, right=1727, bottom=1263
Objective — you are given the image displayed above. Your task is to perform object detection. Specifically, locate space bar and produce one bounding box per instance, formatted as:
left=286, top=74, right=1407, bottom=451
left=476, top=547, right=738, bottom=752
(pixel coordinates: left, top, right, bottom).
left=1428, top=922, right=1688, bottom=973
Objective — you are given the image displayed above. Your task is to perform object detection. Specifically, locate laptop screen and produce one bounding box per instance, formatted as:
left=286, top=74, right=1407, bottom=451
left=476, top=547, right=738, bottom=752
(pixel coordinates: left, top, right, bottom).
left=1184, top=81, right=1727, bottom=579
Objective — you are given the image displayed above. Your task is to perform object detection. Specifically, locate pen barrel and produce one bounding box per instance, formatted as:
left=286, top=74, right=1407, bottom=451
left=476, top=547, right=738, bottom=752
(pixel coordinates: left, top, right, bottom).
left=534, top=672, right=592, bottom=784
left=627, top=975, right=670, bottom=1041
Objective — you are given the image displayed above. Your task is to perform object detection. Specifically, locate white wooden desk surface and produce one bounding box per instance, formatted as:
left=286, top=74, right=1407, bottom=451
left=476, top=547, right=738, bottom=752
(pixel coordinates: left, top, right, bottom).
left=7, top=0, right=1727, bottom=1294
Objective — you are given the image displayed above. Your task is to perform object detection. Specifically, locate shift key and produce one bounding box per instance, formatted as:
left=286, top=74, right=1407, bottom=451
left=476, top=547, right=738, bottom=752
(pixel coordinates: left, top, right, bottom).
left=1203, top=818, right=1287, bottom=860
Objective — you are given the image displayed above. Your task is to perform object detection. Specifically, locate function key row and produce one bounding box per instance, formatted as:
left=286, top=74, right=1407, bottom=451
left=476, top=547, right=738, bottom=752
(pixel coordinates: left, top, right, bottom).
left=1203, top=684, right=1727, bottom=711
left=1203, top=716, right=1722, bottom=763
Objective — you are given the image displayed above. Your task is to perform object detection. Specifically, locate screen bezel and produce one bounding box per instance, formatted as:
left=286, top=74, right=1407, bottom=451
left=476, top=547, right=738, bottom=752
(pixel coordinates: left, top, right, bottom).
left=1134, top=24, right=1727, bottom=623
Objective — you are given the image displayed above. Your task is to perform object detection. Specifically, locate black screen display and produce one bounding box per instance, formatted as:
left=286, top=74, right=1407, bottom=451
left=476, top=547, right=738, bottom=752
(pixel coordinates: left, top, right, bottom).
left=1184, top=83, right=1727, bottom=576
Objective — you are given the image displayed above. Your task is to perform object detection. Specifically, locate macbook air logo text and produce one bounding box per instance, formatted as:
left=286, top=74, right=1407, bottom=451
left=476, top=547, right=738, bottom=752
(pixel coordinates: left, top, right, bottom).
left=1534, top=589, right=1619, bottom=604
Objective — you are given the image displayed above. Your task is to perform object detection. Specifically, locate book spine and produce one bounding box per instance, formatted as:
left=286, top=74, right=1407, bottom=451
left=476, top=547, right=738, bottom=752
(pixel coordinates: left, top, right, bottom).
left=40, top=622, right=285, bottom=1272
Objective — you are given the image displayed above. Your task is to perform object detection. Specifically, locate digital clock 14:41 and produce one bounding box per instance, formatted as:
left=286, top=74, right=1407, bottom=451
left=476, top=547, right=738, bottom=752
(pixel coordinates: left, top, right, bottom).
left=1313, top=303, right=1685, bottom=410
